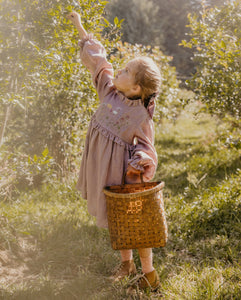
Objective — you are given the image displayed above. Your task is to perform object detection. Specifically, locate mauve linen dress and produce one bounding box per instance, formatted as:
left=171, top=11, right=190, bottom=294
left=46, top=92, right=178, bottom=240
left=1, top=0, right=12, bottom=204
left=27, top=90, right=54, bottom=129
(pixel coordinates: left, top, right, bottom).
left=76, top=35, right=158, bottom=228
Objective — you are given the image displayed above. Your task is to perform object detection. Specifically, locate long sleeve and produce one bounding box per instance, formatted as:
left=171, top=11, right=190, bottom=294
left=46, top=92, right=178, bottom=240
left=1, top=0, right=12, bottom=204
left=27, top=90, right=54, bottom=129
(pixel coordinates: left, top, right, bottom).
left=128, top=117, right=157, bottom=181
left=79, top=34, right=114, bottom=101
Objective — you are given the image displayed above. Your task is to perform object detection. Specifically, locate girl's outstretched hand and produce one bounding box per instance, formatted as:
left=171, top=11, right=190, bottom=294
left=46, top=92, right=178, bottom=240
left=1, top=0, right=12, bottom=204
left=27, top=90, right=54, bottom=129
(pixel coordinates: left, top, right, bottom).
left=66, top=11, right=87, bottom=39
left=67, top=11, right=81, bottom=26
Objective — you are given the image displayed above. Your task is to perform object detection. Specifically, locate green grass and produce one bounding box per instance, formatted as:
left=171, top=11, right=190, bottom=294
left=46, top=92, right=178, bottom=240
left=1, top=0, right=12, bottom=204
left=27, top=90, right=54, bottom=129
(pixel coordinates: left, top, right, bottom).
left=0, top=103, right=241, bottom=299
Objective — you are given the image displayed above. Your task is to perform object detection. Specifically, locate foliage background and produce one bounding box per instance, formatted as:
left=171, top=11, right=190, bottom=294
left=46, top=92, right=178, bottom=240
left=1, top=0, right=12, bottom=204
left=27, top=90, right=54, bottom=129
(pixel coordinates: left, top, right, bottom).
left=182, top=0, right=241, bottom=119
left=106, top=0, right=227, bottom=79
left=0, top=0, right=241, bottom=298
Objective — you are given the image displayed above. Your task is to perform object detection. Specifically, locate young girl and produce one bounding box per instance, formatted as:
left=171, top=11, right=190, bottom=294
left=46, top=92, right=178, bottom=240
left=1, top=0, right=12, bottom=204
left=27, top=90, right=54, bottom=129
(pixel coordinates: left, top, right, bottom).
left=67, top=11, right=162, bottom=291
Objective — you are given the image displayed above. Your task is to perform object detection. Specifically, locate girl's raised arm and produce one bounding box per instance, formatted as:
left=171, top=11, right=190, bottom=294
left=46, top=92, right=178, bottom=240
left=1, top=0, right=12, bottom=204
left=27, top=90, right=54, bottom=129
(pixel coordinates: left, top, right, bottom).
left=67, top=11, right=114, bottom=101
left=67, top=11, right=87, bottom=40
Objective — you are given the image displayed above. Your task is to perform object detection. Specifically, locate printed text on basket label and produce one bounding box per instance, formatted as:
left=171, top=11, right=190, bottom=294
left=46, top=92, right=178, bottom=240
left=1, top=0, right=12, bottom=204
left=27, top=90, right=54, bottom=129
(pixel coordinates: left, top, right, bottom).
left=127, top=200, right=142, bottom=214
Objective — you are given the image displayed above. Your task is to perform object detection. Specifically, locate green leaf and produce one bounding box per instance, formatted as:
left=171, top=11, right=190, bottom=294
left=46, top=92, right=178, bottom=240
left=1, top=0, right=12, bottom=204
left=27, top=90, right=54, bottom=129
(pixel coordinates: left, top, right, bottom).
left=221, top=40, right=226, bottom=49
left=99, top=1, right=109, bottom=5
left=29, top=41, right=40, bottom=51
left=114, top=16, right=119, bottom=26
left=103, top=18, right=110, bottom=26
left=42, top=148, right=49, bottom=158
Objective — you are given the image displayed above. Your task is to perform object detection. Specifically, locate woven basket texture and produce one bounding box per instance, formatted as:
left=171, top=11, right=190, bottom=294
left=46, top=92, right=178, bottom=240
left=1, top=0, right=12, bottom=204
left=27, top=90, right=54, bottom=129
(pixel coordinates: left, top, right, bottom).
left=104, top=181, right=168, bottom=250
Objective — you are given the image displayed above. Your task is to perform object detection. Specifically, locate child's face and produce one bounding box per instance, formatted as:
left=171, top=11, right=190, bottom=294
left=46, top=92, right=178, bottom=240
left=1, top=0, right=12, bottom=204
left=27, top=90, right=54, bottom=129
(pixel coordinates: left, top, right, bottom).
left=113, top=60, right=141, bottom=99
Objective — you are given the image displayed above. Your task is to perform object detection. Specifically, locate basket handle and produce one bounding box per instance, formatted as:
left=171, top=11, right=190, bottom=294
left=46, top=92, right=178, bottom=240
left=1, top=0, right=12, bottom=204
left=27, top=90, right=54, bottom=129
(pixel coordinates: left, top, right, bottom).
left=122, top=170, right=144, bottom=185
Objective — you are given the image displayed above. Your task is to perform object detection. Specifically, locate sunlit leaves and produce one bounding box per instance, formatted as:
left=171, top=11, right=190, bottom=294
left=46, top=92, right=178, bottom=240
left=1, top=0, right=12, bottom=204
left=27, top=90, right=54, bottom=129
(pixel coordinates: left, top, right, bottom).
left=0, top=0, right=121, bottom=193
left=182, top=0, right=241, bottom=119
left=1, top=1, right=116, bottom=156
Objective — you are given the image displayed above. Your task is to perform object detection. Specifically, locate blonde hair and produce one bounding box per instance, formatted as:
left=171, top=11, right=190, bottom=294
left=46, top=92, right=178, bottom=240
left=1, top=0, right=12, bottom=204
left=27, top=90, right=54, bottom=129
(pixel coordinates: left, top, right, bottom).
left=132, top=57, right=161, bottom=107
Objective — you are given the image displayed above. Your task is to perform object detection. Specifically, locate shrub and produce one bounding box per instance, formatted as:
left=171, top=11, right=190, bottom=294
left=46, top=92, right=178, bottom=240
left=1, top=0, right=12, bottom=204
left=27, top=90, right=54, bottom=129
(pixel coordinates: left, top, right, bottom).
left=182, top=0, right=241, bottom=120
left=0, top=146, right=56, bottom=199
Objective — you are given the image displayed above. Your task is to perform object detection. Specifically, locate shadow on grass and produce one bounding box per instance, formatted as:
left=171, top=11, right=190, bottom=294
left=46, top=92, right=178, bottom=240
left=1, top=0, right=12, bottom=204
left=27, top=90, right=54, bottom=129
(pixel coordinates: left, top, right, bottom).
left=0, top=216, right=125, bottom=300
left=156, top=133, right=241, bottom=197
left=185, top=201, right=241, bottom=241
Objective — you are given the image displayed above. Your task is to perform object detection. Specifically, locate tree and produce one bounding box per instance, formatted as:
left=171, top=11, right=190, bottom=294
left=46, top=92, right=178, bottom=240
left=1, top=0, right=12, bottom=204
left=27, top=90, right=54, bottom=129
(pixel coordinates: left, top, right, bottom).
left=0, top=0, right=121, bottom=169
left=0, top=0, right=123, bottom=194
left=182, top=0, right=241, bottom=119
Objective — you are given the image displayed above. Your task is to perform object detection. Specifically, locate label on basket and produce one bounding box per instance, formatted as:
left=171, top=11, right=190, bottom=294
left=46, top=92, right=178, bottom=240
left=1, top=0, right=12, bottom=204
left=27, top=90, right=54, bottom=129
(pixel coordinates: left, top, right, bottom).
left=127, top=200, right=142, bottom=214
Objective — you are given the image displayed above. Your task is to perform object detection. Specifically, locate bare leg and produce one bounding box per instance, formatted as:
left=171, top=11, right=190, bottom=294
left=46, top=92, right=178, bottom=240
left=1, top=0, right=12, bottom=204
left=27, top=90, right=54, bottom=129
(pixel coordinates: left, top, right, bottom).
left=138, top=248, right=154, bottom=274
left=128, top=248, right=159, bottom=290
left=110, top=249, right=136, bottom=281
left=120, top=249, right=133, bottom=262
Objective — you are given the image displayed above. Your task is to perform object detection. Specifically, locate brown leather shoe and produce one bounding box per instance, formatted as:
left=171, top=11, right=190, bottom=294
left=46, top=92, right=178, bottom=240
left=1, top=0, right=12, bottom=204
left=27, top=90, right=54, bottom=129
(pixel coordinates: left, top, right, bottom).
left=110, top=259, right=137, bottom=282
left=128, top=269, right=160, bottom=291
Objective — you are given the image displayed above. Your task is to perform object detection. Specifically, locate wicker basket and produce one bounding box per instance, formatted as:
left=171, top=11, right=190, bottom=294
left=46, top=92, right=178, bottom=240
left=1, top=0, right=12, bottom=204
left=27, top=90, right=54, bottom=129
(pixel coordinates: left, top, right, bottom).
left=103, top=179, right=168, bottom=250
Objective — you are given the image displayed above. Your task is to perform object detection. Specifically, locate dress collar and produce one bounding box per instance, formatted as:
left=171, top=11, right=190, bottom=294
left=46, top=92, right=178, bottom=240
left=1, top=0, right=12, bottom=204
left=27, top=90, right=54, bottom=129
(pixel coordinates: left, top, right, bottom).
left=117, top=91, right=143, bottom=107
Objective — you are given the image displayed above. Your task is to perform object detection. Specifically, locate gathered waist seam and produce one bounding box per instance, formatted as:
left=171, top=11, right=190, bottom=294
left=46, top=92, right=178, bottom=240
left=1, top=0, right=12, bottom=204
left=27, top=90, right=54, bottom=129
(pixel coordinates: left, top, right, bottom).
left=91, top=116, right=135, bottom=151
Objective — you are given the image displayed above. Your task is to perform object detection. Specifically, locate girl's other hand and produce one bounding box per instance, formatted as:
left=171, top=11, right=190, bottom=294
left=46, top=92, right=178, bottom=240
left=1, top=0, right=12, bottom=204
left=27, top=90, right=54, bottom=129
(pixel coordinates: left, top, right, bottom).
left=126, top=165, right=142, bottom=183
